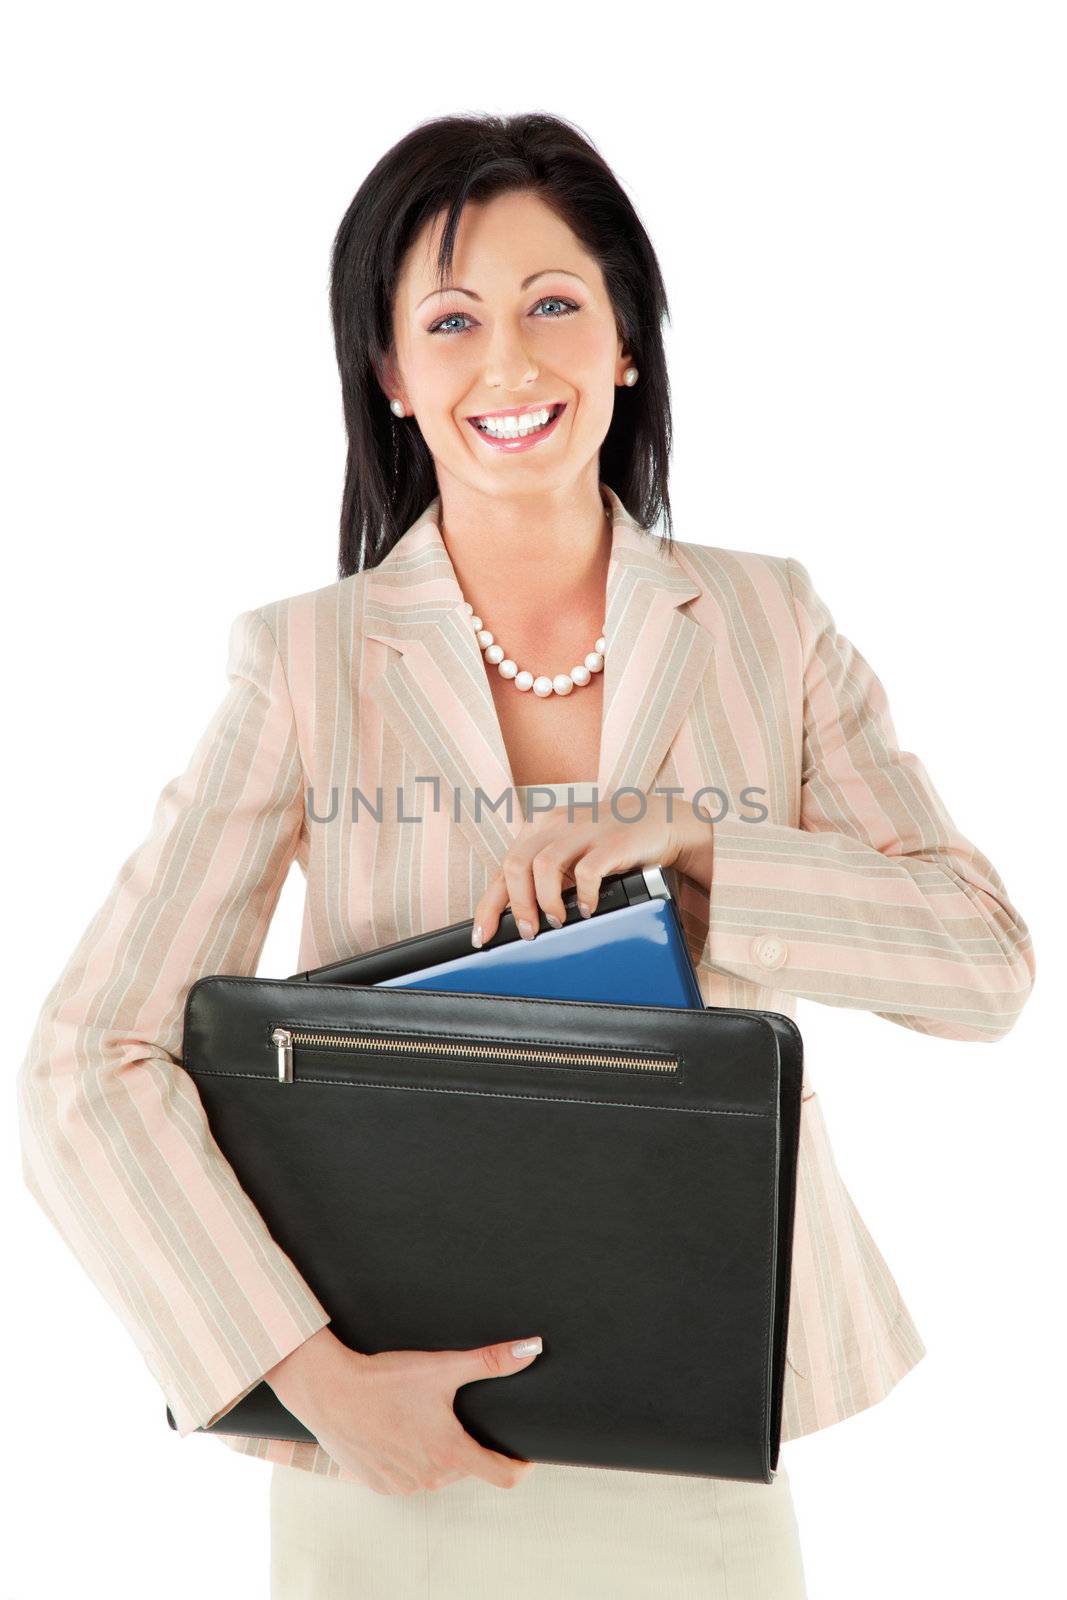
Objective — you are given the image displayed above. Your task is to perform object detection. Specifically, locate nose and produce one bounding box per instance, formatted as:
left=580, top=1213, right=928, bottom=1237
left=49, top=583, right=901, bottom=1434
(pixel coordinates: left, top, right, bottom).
left=483, top=324, right=540, bottom=393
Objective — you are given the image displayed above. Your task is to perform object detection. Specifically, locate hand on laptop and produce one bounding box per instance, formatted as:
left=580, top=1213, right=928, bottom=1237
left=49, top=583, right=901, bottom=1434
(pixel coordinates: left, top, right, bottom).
left=470, top=790, right=714, bottom=948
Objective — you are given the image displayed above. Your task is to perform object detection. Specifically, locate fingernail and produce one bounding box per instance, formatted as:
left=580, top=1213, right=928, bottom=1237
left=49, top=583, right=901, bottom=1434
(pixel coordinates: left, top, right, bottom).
left=545, top=914, right=562, bottom=929
left=579, top=902, right=592, bottom=918
left=517, top=919, right=536, bottom=940
left=471, top=923, right=483, bottom=948
left=511, top=1337, right=543, bottom=1357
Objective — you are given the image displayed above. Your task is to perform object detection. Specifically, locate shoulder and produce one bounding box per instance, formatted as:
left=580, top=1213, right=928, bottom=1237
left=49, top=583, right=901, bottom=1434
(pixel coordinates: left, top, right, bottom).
left=233, top=572, right=367, bottom=659
left=667, top=534, right=802, bottom=607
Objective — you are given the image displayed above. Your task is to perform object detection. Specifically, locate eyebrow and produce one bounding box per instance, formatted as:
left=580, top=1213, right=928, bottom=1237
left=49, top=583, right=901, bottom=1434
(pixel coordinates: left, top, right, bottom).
left=416, top=269, right=588, bottom=311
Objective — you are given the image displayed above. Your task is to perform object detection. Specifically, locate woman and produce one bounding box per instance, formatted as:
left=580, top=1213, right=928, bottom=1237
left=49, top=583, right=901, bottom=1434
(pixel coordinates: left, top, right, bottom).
left=17, top=112, right=1035, bottom=1598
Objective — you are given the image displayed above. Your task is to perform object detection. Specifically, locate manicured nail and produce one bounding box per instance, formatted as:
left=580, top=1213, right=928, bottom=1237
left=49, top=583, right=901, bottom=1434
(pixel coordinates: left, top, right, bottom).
left=471, top=923, right=483, bottom=947
left=518, top=919, right=536, bottom=940
left=511, top=1337, right=543, bottom=1357
left=545, top=914, right=562, bottom=929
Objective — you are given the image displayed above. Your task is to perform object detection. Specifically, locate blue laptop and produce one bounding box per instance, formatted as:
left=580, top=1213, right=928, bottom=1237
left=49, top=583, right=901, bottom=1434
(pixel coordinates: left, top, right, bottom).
left=289, top=864, right=705, bottom=1010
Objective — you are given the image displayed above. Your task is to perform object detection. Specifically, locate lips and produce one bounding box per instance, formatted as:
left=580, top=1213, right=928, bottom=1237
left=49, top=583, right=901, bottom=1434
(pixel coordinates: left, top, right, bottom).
left=466, top=402, right=567, bottom=453
left=467, top=400, right=564, bottom=423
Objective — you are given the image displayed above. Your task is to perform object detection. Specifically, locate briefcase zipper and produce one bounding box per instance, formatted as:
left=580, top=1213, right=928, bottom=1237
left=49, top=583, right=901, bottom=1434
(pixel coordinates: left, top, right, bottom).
left=269, top=1026, right=679, bottom=1085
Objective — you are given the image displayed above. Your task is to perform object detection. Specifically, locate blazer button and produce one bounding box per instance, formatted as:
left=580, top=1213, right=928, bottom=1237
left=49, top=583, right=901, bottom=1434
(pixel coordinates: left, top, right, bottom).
left=751, top=934, right=788, bottom=970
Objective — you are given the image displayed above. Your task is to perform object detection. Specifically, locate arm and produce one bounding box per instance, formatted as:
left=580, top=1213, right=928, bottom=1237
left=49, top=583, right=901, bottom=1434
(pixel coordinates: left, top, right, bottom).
left=679, top=556, right=1035, bottom=1041
left=16, top=607, right=331, bottom=1436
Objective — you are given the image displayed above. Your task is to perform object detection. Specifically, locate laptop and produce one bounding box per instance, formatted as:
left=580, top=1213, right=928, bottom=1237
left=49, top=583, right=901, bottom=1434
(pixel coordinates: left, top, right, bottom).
left=288, top=864, right=705, bottom=1009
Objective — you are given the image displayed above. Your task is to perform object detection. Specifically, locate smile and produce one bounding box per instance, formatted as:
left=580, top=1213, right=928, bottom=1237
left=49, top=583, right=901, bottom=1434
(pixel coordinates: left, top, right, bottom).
left=467, top=402, right=566, bottom=451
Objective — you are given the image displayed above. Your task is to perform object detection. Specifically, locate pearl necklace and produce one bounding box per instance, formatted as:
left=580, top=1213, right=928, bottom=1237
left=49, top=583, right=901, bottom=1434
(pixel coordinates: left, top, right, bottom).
left=459, top=503, right=610, bottom=698
left=463, top=601, right=606, bottom=697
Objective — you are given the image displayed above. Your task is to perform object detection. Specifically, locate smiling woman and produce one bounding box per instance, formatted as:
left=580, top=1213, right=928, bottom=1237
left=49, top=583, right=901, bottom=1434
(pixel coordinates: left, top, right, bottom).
left=376, top=185, right=645, bottom=542
left=327, top=113, right=673, bottom=578
left=18, top=105, right=1034, bottom=1600
left=276, top=112, right=817, bottom=1597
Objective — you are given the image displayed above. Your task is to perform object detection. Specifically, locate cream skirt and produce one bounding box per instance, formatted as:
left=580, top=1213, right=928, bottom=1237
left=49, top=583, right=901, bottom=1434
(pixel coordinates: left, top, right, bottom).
left=269, top=1457, right=808, bottom=1598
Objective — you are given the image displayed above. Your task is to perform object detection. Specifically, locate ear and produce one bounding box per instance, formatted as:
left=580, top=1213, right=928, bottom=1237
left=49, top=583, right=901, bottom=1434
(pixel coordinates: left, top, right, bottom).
left=376, top=352, right=404, bottom=407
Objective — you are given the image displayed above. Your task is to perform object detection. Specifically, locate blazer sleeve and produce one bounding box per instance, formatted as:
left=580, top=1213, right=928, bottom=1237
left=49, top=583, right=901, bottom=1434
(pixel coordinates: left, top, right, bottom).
left=692, top=556, right=1036, bottom=1041
left=16, top=606, right=331, bottom=1438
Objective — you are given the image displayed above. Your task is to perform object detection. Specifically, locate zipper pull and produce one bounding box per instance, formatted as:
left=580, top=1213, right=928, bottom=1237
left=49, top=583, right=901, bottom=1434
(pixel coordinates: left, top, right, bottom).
left=271, top=1026, right=294, bottom=1083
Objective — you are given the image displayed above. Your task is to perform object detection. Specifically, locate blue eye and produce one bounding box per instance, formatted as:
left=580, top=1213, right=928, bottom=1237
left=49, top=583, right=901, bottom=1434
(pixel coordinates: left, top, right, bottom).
left=429, top=312, right=472, bottom=336
left=533, top=296, right=578, bottom=319
left=428, top=296, right=579, bottom=336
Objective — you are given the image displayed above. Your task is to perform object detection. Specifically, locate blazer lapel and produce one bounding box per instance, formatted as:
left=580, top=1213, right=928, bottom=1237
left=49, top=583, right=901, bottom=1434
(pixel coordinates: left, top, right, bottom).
left=362, top=483, right=711, bottom=878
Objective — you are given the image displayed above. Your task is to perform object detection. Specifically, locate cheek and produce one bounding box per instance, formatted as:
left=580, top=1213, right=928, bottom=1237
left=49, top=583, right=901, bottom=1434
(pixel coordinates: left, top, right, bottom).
left=561, top=327, right=621, bottom=411
left=410, top=350, right=462, bottom=400
left=406, top=358, right=475, bottom=441
left=559, top=321, right=609, bottom=372
left=571, top=372, right=617, bottom=434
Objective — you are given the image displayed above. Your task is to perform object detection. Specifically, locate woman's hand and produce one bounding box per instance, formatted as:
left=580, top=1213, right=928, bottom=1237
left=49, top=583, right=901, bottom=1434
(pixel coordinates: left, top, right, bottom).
left=471, top=790, right=714, bottom=947
left=264, top=1325, right=542, bottom=1494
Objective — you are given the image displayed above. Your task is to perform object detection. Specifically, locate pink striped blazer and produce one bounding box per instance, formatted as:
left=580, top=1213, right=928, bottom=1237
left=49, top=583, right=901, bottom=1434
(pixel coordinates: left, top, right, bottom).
left=17, top=482, right=1035, bottom=1477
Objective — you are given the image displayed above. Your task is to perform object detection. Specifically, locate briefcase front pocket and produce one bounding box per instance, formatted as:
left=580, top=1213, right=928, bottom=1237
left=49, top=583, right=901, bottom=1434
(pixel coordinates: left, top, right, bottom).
left=266, top=1023, right=683, bottom=1084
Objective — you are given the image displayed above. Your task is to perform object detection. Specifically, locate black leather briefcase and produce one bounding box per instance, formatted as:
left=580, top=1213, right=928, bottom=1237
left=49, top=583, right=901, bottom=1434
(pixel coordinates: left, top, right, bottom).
left=166, top=974, right=801, bottom=1484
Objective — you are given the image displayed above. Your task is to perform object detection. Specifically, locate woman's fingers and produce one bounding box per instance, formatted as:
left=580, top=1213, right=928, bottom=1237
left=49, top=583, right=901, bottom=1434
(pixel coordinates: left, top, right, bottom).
left=470, top=871, right=513, bottom=947
left=526, top=839, right=584, bottom=929
left=567, top=842, right=626, bottom=920
left=471, top=821, right=630, bottom=947
left=469, top=796, right=687, bottom=948
left=472, top=811, right=585, bottom=946
left=476, top=845, right=574, bottom=946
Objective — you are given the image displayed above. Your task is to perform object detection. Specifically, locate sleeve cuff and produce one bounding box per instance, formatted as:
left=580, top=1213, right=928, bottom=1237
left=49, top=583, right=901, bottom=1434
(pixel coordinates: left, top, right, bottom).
left=149, top=1303, right=332, bottom=1439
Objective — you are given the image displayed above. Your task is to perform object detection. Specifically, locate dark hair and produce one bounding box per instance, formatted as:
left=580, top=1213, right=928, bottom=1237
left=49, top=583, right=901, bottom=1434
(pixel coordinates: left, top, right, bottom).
left=329, top=111, right=674, bottom=576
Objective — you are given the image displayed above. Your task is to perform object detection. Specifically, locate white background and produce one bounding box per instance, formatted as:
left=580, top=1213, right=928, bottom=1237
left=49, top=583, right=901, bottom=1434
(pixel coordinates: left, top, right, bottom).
left=3, top=3, right=1063, bottom=1596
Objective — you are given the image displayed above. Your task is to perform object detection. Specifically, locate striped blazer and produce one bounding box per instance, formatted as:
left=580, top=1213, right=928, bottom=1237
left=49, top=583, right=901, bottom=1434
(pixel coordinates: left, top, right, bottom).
left=17, top=482, right=1036, bottom=1478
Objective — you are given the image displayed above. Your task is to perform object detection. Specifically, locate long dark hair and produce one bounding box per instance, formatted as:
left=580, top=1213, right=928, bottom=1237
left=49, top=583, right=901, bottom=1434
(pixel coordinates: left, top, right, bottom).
left=329, top=111, right=674, bottom=576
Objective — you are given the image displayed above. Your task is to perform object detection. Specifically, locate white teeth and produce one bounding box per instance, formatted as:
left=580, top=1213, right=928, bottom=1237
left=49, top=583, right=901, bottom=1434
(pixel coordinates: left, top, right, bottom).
left=474, top=405, right=557, bottom=438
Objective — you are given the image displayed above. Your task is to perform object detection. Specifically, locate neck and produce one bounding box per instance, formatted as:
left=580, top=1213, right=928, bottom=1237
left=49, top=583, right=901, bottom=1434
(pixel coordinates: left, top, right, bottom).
left=434, top=469, right=612, bottom=630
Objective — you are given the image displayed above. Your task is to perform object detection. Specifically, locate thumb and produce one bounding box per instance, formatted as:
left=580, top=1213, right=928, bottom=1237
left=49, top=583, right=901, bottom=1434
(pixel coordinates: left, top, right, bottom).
left=452, top=1335, right=543, bottom=1384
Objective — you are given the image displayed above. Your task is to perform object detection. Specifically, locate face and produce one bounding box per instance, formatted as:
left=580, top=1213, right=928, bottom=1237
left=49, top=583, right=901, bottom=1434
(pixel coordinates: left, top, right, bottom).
left=383, top=190, right=632, bottom=494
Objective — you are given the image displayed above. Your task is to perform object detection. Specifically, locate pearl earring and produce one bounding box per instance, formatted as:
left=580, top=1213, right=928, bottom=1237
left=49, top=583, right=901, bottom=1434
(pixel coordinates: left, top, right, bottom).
left=623, top=367, right=638, bottom=387
left=389, top=398, right=405, bottom=417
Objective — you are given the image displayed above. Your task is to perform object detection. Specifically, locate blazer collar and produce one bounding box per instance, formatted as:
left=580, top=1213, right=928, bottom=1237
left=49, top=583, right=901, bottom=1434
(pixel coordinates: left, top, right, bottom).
left=362, top=482, right=711, bottom=875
